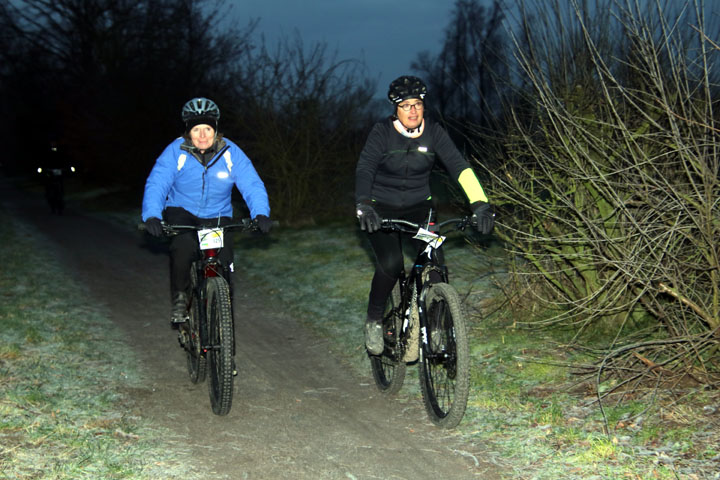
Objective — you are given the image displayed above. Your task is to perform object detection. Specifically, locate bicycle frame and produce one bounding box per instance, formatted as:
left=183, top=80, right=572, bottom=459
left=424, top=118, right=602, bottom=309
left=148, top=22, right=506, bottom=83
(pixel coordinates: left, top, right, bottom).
left=395, top=250, right=445, bottom=352
left=381, top=213, right=471, bottom=358
left=199, top=247, right=224, bottom=278
left=172, top=222, right=255, bottom=353
left=371, top=212, right=473, bottom=427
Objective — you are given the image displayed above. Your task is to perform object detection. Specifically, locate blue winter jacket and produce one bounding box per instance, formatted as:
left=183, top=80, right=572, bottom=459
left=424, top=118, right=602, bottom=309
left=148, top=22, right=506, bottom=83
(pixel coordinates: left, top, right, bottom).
left=142, top=137, right=270, bottom=221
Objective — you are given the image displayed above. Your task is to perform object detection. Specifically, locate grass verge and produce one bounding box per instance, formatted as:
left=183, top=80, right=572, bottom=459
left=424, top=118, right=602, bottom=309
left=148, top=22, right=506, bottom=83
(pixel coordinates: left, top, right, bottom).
left=0, top=206, right=197, bottom=479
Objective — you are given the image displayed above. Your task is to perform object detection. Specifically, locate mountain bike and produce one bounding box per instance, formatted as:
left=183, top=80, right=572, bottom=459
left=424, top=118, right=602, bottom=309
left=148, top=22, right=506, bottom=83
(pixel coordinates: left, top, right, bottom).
left=369, top=213, right=472, bottom=429
left=141, top=218, right=262, bottom=416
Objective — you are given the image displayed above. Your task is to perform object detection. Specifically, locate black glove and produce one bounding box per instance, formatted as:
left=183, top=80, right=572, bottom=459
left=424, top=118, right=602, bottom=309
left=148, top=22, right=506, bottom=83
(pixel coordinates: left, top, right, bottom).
left=145, top=217, right=163, bottom=237
left=470, top=201, right=495, bottom=235
left=356, top=202, right=381, bottom=233
left=255, top=214, right=273, bottom=234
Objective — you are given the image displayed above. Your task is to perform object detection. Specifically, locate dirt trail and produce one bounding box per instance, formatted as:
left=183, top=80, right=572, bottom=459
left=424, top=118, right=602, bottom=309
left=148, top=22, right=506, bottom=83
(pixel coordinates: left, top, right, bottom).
left=2, top=179, right=501, bottom=479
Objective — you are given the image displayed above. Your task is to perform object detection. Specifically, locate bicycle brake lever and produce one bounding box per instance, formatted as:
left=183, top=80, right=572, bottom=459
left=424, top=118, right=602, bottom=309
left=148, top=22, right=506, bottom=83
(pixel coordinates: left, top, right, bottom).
left=454, top=217, right=469, bottom=232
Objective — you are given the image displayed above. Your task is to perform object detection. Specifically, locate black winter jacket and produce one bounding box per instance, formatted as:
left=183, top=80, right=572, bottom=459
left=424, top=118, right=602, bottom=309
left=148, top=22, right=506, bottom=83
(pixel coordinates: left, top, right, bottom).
left=355, top=117, right=472, bottom=209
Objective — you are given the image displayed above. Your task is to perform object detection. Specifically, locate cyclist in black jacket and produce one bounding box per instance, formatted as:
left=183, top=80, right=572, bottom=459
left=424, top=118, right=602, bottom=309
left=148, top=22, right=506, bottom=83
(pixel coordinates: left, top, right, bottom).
left=355, top=75, right=495, bottom=356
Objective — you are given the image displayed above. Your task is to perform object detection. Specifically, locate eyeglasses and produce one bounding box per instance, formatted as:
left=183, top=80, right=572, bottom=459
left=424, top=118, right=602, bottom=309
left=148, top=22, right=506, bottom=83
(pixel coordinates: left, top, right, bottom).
left=398, top=102, right=424, bottom=112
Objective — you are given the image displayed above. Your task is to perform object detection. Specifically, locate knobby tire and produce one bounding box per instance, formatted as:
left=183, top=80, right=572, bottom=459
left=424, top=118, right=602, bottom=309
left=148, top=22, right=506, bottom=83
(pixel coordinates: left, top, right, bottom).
left=186, top=276, right=207, bottom=384
left=370, top=283, right=407, bottom=395
left=206, top=277, right=234, bottom=416
left=420, top=282, right=470, bottom=428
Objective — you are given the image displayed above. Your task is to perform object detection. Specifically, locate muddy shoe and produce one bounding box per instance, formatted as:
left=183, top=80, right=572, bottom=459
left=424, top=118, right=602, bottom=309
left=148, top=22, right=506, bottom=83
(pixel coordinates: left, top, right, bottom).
left=364, top=320, right=384, bottom=355
left=170, top=291, right=189, bottom=327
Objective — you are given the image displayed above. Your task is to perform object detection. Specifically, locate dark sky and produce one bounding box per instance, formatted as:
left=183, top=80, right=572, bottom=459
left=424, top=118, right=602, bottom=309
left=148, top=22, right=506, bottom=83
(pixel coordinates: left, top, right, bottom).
left=238, top=0, right=461, bottom=99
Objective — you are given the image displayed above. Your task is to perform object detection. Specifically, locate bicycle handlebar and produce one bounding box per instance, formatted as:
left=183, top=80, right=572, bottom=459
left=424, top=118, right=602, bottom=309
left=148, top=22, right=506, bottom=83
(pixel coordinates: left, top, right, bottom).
left=380, top=216, right=473, bottom=233
left=138, top=218, right=278, bottom=235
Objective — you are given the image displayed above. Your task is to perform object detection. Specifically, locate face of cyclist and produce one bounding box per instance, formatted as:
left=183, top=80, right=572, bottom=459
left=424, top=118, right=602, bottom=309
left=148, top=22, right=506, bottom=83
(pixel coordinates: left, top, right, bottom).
left=189, top=124, right=215, bottom=152
left=396, top=99, right=424, bottom=130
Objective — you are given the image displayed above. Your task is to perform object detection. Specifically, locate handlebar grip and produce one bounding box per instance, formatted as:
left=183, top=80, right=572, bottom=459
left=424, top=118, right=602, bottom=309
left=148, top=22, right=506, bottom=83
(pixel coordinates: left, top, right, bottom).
left=249, top=218, right=281, bottom=230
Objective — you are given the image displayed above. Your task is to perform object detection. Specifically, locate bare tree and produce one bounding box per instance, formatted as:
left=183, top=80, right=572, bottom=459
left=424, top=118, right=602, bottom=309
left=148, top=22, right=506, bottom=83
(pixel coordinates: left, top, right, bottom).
left=484, top=0, right=720, bottom=403
left=412, top=0, right=508, bottom=132
left=229, top=33, right=376, bottom=223
left=0, top=0, right=257, bottom=181
left=1, top=1, right=377, bottom=222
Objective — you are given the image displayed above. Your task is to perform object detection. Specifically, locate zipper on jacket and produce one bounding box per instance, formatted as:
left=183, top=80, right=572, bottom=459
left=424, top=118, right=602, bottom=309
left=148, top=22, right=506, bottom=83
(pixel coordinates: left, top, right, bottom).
left=192, top=145, right=230, bottom=210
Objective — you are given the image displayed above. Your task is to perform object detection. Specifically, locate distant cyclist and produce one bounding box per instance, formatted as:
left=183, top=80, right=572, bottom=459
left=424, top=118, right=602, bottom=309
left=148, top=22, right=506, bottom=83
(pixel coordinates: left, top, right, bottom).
left=38, top=141, right=74, bottom=215
left=141, top=97, right=273, bottom=326
left=355, top=75, right=495, bottom=355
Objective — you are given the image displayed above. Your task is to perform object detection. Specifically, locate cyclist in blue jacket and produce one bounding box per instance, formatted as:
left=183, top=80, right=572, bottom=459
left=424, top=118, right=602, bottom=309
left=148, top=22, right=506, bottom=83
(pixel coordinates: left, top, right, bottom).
left=142, top=97, right=272, bottom=326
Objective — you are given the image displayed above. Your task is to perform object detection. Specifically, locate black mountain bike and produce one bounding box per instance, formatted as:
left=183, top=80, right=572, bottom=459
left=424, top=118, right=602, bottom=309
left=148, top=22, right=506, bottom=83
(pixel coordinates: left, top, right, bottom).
left=369, top=214, right=472, bottom=428
left=142, top=218, right=262, bottom=415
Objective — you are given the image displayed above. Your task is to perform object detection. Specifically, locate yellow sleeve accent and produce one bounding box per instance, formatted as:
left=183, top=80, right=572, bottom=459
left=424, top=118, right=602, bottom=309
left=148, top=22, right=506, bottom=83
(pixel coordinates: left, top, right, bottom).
left=458, top=168, right=488, bottom=203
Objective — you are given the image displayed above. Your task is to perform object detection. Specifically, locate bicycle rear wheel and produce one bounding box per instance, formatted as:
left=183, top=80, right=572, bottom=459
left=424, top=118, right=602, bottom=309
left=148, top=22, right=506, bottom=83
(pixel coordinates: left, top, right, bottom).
left=419, top=282, right=470, bottom=428
left=206, top=277, right=234, bottom=416
left=370, top=283, right=407, bottom=395
left=186, top=286, right=207, bottom=384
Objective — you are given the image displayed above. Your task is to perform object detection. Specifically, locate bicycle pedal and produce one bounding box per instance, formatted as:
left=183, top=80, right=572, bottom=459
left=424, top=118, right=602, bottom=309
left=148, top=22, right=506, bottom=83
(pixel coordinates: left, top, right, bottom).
left=170, top=314, right=188, bottom=327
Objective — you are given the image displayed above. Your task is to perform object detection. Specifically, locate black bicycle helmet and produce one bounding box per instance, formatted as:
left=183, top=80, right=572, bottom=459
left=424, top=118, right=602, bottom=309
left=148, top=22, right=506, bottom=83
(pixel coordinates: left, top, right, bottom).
left=387, top=75, right=427, bottom=104
left=181, top=97, right=220, bottom=131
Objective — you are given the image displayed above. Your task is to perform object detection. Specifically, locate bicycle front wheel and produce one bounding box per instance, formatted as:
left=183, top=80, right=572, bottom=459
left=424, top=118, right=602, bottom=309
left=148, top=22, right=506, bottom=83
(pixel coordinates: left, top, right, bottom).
left=186, top=286, right=207, bottom=384
left=420, top=283, right=470, bottom=428
left=206, top=277, right=234, bottom=416
left=370, top=283, right=407, bottom=395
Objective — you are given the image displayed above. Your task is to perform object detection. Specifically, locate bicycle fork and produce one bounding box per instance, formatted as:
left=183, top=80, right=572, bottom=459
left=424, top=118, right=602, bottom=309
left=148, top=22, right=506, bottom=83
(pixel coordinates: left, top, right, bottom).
left=416, top=264, right=450, bottom=359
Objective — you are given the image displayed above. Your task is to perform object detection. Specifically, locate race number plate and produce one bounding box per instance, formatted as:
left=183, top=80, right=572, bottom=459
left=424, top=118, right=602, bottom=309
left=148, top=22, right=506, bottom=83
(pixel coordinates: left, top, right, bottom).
left=414, top=227, right=445, bottom=249
left=198, top=228, right=224, bottom=250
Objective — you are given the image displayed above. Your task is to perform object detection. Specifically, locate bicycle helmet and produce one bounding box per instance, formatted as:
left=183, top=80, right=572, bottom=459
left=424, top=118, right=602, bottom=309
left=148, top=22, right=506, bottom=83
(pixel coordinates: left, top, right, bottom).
left=181, top=97, right=220, bottom=132
left=387, top=75, right=427, bottom=105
